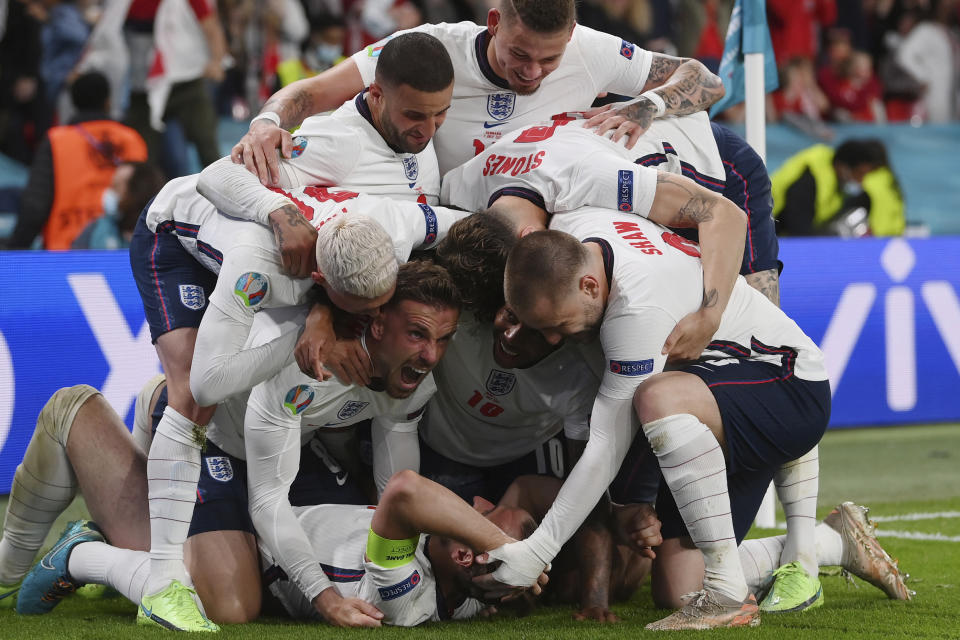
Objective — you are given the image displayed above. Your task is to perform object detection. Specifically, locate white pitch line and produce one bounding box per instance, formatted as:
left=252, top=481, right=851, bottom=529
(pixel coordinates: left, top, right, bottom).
left=875, top=530, right=960, bottom=542
left=869, top=511, right=960, bottom=523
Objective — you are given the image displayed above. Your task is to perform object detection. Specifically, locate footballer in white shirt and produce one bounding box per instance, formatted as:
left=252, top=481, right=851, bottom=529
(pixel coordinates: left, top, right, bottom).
left=127, top=32, right=457, bottom=631
left=233, top=0, right=723, bottom=185
left=488, top=210, right=831, bottom=630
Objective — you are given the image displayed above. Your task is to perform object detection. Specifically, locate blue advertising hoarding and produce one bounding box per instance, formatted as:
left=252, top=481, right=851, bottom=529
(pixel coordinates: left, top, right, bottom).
left=1, top=238, right=959, bottom=493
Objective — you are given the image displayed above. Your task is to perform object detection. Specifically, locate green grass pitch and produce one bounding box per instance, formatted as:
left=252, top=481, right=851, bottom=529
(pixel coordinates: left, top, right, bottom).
left=1, top=423, right=959, bottom=638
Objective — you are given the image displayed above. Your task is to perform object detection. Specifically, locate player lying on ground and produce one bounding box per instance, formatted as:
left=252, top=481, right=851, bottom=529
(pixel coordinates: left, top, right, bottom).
left=0, top=383, right=910, bottom=624
left=130, top=32, right=457, bottom=631
left=0, top=381, right=548, bottom=627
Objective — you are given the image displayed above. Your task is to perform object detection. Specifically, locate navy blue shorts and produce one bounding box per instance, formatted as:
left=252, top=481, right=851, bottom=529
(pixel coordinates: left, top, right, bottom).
left=419, top=432, right=570, bottom=503
left=150, top=386, right=365, bottom=537
left=675, top=124, right=779, bottom=276
left=654, top=356, right=830, bottom=543
left=129, top=208, right=217, bottom=343
left=610, top=434, right=660, bottom=505
left=711, top=122, right=779, bottom=275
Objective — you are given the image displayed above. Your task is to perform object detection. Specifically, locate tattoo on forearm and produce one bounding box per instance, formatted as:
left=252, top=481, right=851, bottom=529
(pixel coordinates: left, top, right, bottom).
left=261, top=88, right=314, bottom=129
left=270, top=204, right=305, bottom=248
left=616, top=98, right=657, bottom=130
left=646, top=56, right=724, bottom=117
left=745, top=268, right=781, bottom=307
left=646, top=55, right=685, bottom=85
left=656, top=172, right=717, bottom=226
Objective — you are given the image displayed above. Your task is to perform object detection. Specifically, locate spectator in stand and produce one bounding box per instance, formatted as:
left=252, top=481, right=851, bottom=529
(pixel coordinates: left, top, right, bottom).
left=578, top=0, right=676, bottom=54
left=673, top=0, right=730, bottom=69
left=767, top=0, right=836, bottom=66
left=894, top=4, right=956, bottom=122
left=0, top=0, right=48, bottom=164
left=771, top=138, right=905, bottom=237
left=818, top=29, right=885, bottom=122
left=147, top=0, right=229, bottom=175
left=123, top=0, right=162, bottom=167
left=8, top=71, right=148, bottom=250
left=773, top=56, right=832, bottom=138
left=37, top=0, right=92, bottom=118
left=71, top=161, right=166, bottom=249
left=276, top=13, right=346, bottom=87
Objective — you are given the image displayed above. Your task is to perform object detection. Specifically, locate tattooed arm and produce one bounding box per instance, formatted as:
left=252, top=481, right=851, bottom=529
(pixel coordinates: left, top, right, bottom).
left=586, top=54, right=724, bottom=148
left=230, top=59, right=365, bottom=186
left=744, top=268, right=780, bottom=307
left=648, top=171, right=746, bottom=361
left=269, top=204, right=319, bottom=278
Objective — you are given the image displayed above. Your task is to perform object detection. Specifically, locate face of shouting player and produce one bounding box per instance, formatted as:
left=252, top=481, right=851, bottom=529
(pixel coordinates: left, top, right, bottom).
left=369, top=82, right=453, bottom=154
left=368, top=299, right=459, bottom=398
left=491, top=305, right=560, bottom=369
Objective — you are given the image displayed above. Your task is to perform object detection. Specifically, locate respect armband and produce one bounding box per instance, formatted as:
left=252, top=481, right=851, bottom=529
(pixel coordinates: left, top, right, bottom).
left=366, top=529, right=420, bottom=568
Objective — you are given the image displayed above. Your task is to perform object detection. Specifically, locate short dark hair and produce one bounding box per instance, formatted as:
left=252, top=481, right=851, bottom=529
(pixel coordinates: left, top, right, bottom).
left=70, top=72, right=111, bottom=112
left=118, top=162, right=166, bottom=230
left=434, top=212, right=517, bottom=322
left=500, top=0, right=577, bottom=33
left=504, top=230, right=585, bottom=313
left=390, top=259, right=463, bottom=314
left=375, top=32, right=454, bottom=93
left=834, top=139, right=889, bottom=170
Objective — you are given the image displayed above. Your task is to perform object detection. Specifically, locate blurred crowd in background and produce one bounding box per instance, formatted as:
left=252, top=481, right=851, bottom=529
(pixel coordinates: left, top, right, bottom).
left=0, top=0, right=957, bottom=249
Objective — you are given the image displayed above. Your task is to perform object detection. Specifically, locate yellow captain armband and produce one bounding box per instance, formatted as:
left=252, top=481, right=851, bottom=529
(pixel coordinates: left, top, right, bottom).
left=366, top=529, right=420, bottom=568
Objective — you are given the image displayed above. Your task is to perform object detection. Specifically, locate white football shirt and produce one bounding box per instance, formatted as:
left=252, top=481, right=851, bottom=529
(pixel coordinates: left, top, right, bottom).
left=421, top=314, right=602, bottom=466
left=352, top=22, right=653, bottom=174
left=262, top=504, right=483, bottom=626
left=440, top=112, right=724, bottom=216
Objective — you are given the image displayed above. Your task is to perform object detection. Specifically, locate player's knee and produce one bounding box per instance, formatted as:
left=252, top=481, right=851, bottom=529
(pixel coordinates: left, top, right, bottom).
left=40, top=384, right=101, bottom=447
left=633, top=377, right=677, bottom=425
left=382, top=469, right=422, bottom=503
left=204, top=591, right=261, bottom=625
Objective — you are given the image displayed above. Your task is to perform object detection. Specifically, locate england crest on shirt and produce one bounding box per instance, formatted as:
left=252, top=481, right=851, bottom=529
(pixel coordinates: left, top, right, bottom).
left=402, top=155, right=419, bottom=181
left=179, top=284, right=206, bottom=310
left=487, top=93, right=516, bottom=121
left=337, top=400, right=370, bottom=421
left=206, top=456, right=234, bottom=482
left=486, top=369, right=517, bottom=396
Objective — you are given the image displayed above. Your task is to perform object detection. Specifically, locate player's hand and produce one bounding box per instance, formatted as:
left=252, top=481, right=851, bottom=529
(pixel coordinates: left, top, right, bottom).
left=573, top=605, right=621, bottom=623
left=584, top=99, right=656, bottom=149
left=324, top=337, right=374, bottom=386
left=314, top=588, right=383, bottom=627
left=613, top=502, right=661, bottom=558
left=296, top=304, right=336, bottom=381
left=230, top=119, right=294, bottom=186
left=662, top=307, right=720, bottom=363
left=268, top=205, right=317, bottom=278
left=473, top=540, right=550, bottom=595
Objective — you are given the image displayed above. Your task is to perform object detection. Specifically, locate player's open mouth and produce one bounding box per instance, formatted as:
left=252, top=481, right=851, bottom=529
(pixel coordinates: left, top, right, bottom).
left=498, top=336, right=519, bottom=357
left=400, top=365, right=427, bottom=385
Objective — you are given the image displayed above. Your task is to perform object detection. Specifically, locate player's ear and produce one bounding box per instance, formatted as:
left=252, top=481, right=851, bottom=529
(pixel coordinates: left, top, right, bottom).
left=312, top=271, right=326, bottom=287
left=472, top=496, right=496, bottom=513
left=368, top=82, right=384, bottom=104
left=518, top=225, right=538, bottom=238
left=369, top=314, right=387, bottom=341
left=451, top=545, right=474, bottom=568
left=580, top=274, right=600, bottom=299
left=487, top=8, right=501, bottom=35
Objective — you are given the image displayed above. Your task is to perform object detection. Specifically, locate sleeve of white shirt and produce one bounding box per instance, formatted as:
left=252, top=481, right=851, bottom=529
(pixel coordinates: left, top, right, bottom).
left=522, top=308, right=675, bottom=561
left=357, top=555, right=432, bottom=627
left=197, top=125, right=360, bottom=225
left=196, top=157, right=297, bottom=227
left=552, top=153, right=658, bottom=217
left=371, top=416, right=421, bottom=496
left=246, top=371, right=332, bottom=603
left=190, top=245, right=301, bottom=405
left=574, top=25, right=653, bottom=98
